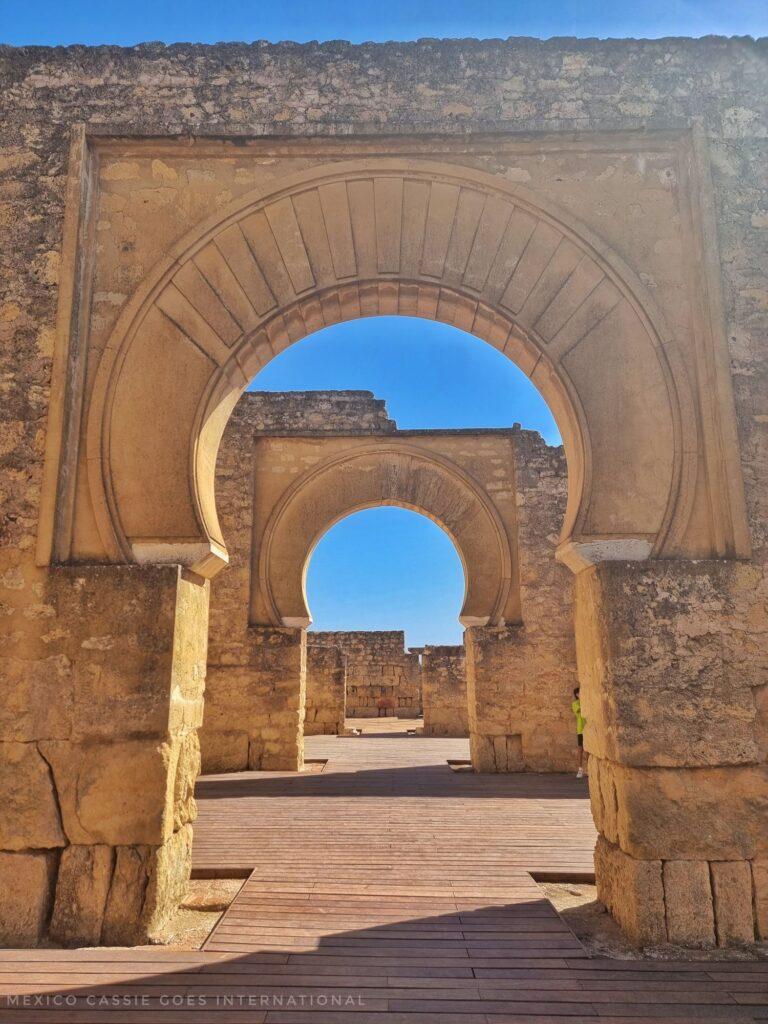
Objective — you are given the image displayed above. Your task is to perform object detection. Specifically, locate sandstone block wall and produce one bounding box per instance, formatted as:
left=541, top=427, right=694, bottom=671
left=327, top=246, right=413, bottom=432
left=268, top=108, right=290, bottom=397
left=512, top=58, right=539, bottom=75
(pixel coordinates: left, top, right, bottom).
left=579, top=559, right=768, bottom=947
left=0, top=565, right=206, bottom=946
left=466, top=431, right=578, bottom=772
left=305, top=643, right=346, bottom=735
left=201, top=626, right=306, bottom=773
left=311, top=631, right=422, bottom=718
left=421, top=646, right=468, bottom=737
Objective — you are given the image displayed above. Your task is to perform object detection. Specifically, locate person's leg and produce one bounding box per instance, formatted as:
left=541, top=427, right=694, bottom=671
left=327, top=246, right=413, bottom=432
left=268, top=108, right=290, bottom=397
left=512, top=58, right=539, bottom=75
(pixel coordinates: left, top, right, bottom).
left=576, top=734, right=585, bottom=777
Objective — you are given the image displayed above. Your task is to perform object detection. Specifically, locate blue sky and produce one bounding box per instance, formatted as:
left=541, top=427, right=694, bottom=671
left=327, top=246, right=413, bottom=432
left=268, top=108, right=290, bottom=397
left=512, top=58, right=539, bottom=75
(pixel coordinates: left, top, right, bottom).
left=2, top=0, right=765, bottom=46
left=253, top=318, right=554, bottom=647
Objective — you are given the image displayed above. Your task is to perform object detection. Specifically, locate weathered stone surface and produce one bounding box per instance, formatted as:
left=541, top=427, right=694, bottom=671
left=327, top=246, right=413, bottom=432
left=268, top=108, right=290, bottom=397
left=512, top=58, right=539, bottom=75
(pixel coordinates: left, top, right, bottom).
left=143, top=825, right=193, bottom=942
left=0, top=742, right=65, bottom=849
left=589, top=758, right=768, bottom=861
left=312, top=631, right=421, bottom=718
left=172, top=731, right=200, bottom=831
left=49, top=845, right=114, bottom=947
left=751, top=859, right=768, bottom=941
left=710, top=860, right=755, bottom=946
left=662, top=860, right=715, bottom=947
left=510, top=430, right=578, bottom=771
left=199, top=730, right=249, bottom=773
left=575, top=561, right=763, bottom=768
left=203, top=628, right=306, bottom=773
left=0, top=851, right=58, bottom=947
left=40, top=738, right=177, bottom=846
left=421, top=645, right=468, bottom=737
left=101, top=846, right=152, bottom=946
left=0, top=655, right=73, bottom=741
left=466, top=622, right=574, bottom=772
left=21, top=567, right=207, bottom=743
left=168, top=569, right=209, bottom=736
left=305, top=643, right=346, bottom=736
left=594, top=836, right=666, bottom=947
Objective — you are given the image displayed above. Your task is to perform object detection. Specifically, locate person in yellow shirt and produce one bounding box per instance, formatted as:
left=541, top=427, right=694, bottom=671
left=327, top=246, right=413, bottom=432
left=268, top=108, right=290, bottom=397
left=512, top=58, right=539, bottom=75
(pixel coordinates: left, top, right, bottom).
left=571, top=686, right=587, bottom=779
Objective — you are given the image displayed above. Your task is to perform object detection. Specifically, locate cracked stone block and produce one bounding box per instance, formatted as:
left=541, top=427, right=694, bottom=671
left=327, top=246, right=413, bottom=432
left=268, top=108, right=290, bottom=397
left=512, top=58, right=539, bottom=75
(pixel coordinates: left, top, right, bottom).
left=595, top=835, right=666, bottom=947
left=662, top=860, right=715, bottom=947
left=0, top=742, right=65, bottom=850
left=0, top=850, right=58, bottom=947
left=49, top=844, right=114, bottom=947
left=711, top=860, right=755, bottom=946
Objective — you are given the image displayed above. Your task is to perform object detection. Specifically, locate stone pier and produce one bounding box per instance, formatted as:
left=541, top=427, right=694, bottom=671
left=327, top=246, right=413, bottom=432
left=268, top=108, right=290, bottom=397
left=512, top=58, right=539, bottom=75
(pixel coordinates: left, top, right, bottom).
left=421, top=645, right=468, bottom=737
left=0, top=566, right=207, bottom=946
left=305, top=643, right=346, bottom=735
left=578, top=560, right=768, bottom=947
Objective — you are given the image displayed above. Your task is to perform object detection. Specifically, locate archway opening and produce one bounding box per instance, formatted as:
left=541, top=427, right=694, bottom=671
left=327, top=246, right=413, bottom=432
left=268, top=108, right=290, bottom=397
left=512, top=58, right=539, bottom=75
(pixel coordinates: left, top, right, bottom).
left=303, top=505, right=466, bottom=732
left=305, top=506, right=466, bottom=647
left=206, top=310, right=576, bottom=756
left=251, top=315, right=560, bottom=441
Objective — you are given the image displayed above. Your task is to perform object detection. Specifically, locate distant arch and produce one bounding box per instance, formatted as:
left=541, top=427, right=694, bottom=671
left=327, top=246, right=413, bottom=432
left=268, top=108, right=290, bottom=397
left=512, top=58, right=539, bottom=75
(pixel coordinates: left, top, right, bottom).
left=254, top=443, right=518, bottom=629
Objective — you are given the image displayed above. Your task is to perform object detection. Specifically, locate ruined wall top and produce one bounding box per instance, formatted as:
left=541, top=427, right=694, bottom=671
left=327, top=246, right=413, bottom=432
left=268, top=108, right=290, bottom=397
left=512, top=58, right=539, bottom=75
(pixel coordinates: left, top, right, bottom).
left=231, top=391, right=396, bottom=435
left=309, top=631, right=408, bottom=661
left=1, top=36, right=765, bottom=140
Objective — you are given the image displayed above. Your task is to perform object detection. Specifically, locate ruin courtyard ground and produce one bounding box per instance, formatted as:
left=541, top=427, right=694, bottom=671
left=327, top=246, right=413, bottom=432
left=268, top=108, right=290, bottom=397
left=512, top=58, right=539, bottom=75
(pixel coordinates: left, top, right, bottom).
left=3, top=727, right=768, bottom=1019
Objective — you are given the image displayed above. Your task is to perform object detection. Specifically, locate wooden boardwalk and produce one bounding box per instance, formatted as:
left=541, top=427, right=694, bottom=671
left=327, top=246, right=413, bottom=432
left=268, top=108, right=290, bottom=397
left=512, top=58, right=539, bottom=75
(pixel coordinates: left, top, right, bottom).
left=2, top=732, right=768, bottom=1021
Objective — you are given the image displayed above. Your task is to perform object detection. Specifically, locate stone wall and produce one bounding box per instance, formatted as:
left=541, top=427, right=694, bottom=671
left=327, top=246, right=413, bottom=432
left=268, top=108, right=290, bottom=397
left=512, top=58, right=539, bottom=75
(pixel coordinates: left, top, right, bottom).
left=201, top=627, right=306, bottom=773
left=305, top=643, right=345, bottom=735
left=0, top=565, right=206, bottom=946
left=208, top=391, right=396, bottom=661
left=466, top=430, right=578, bottom=772
left=421, top=646, right=468, bottom=737
left=311, top=631, right=422, bottom=718
left=579, top=559, right=768, bottom=947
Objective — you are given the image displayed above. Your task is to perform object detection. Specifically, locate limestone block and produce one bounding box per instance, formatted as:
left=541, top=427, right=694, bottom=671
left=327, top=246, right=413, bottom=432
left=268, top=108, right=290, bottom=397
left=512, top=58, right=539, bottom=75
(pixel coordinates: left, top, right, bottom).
left=202, top=627, right=305, bottom=772
left=710, top=860, right=755, bottom=946
left=520, top=725, right=576, bottom=773
left=0, top=655, right=73, bottom=741
left=755, top=684, right=768, bottom=763
left=588, top=757, right=619, bottom=846
left=35, top=566, right=208, bottom=743
left=305, top=644, right=346, bottom=736
left=0, top=850, right=58, bottom=947
left=751, top=859, right=768, bottom=941
left=168, top=568, right=210, bottom=734
left=575, top=561, right=761, bottom=768
left=143, top=824, right=193, bottom=942
left=101, top=845, right=152, bottom=946
left=172, top=731, right=200, bottom=830
left=101, top=829, right=194, bottom=945
left=471, top=732, right=524, bottom=773
left=467, top=624, right=574, bottom=771
left=422, top=645, right=468, bottom=737
left=594, top=835, right=666, bottom=947
left=199, top=730, right=249, bottom=773
left=593, top=760, right=768, bottom=861
left=0, top=742, right=65, bottom=849
left=49, top=845, right=114, bottom=947
left=40, top=738, right=177, bottom=846
left=662, top=860, right=715, bottom=947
